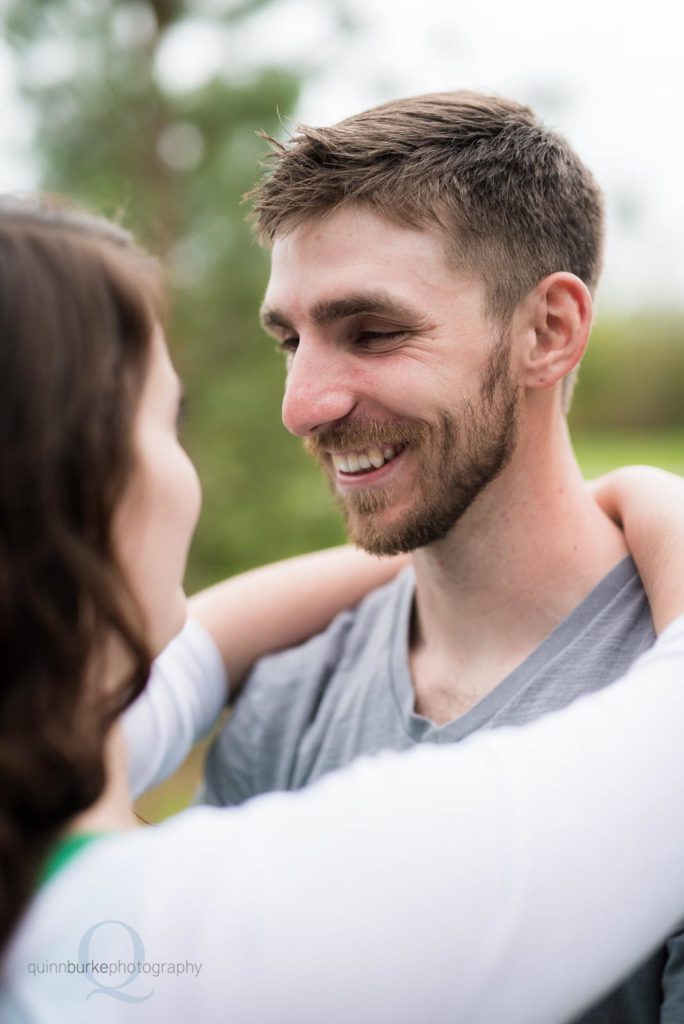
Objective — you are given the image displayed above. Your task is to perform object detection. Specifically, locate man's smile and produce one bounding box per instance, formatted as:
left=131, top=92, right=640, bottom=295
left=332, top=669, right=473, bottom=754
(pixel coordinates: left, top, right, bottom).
left=328, top=444, right=408, bottom=488
left=330, top=443, right=404, bottom=475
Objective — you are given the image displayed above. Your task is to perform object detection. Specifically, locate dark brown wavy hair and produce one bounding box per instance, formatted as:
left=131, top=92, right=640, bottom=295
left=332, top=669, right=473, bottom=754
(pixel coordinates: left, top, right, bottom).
left=0, top=196, right=163, bottom=954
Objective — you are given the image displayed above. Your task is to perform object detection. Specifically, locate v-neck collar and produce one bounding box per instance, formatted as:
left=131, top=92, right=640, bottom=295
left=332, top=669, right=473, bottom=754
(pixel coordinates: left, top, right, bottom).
left=388, top=556, right=640, bottom=742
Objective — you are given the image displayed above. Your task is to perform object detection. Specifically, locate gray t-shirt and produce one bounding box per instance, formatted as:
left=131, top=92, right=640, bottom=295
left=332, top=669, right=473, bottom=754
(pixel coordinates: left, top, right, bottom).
left=202, top=555, right=683, bottom=1023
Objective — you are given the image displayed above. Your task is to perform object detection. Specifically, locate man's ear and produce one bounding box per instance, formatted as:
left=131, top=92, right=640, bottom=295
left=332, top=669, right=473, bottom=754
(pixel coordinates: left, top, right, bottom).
left=516, top=273, right=593, bottom=391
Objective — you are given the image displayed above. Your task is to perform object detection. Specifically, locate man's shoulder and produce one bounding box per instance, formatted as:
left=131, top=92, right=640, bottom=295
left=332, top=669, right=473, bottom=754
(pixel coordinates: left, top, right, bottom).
left=575, top=554, right=654, bottom=650
left=241, top=564, right=414, bottom=694
left=200, top=567, right=414, bottom=806
left=497, top=555, right=656, bottom=727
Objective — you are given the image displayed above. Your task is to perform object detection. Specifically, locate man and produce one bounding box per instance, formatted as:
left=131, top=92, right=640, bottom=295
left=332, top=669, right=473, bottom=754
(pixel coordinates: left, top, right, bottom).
left=202, top=93, right=681, bottom=1020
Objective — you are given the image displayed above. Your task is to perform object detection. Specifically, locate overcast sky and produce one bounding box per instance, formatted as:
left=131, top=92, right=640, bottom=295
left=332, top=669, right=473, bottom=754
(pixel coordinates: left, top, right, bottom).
left=1, top=0, right=682, bottom=311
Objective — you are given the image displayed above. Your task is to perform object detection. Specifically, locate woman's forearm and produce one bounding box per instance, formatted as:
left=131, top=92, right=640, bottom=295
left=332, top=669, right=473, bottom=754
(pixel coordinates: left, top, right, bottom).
left=592, top=466, right=684, bottom=633
left=189, top=546, right=409, bottom=691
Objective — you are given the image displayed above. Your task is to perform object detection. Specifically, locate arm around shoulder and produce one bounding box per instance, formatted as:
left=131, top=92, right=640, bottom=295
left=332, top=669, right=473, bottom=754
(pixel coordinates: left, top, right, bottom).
left=592, top=466, right=684, bottom=634
left=189, top=545, right=408, bottom=692
left=147, top=613, right=684, bottom=1024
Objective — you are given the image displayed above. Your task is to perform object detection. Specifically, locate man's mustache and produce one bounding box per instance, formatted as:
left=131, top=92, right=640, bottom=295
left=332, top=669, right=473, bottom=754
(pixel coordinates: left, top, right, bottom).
left=304, top=418, right=428, bottom=459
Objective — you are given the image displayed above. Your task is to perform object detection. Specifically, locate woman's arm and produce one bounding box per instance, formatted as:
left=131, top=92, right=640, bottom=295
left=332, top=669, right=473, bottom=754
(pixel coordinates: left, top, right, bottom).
left=189, top=546, right=409, bottom=692
left=115, top=612, right=684, bottom=1024
left=591, top=466, right=684, bottom=634
left=124, top=548, right=407, bottom=796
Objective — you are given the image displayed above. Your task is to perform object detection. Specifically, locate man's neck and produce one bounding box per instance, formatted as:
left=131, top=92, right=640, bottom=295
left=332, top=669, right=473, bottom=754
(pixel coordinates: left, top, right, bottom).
left=409, top=415, right=629, bottom=724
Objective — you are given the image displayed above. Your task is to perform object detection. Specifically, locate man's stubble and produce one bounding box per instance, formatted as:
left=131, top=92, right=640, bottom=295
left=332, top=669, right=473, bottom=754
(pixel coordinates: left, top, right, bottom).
left=305, top=332, right=521, bottom=556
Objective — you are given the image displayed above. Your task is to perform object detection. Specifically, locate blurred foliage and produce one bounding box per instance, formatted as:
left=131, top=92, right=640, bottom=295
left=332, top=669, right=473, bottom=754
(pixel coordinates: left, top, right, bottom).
left=3, top=0, right=347, bottom=592
left=4, top=0, right=683, bottom=599
left=571, top=311, right=684, bottom=431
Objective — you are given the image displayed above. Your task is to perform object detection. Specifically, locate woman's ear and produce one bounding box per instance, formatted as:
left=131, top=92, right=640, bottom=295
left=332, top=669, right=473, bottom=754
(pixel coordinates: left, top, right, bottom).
left=516, top=272, right=593, bottom=391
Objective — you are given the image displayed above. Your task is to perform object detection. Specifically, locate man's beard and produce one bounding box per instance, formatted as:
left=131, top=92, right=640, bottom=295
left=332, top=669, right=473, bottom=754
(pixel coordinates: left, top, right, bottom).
left=304, top=333, right=520, bottom=555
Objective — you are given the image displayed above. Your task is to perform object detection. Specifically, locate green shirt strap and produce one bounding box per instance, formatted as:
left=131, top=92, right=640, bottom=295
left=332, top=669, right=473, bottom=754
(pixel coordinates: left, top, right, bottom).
left=39, top=832, right=104, bottom=889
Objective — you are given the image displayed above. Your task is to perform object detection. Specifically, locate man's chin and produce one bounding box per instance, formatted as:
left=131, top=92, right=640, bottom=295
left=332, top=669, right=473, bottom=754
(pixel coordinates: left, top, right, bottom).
left=339, top=483, right=483, bottom=555
left=341, top=505, right=432, bottom=557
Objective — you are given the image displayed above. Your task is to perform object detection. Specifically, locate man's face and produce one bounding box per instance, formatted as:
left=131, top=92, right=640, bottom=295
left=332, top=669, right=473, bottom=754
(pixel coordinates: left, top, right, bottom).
left=261, top=207, right=521, bottom=555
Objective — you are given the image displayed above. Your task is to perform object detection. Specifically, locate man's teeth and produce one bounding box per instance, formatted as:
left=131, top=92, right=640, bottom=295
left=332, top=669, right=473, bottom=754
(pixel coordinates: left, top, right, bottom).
left=331, top=445, right=401, bottom=474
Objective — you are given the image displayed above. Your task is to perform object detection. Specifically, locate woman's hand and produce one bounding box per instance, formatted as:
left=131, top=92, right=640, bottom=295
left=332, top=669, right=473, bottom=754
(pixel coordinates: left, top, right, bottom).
left=591, top=466, right=684, bottom=634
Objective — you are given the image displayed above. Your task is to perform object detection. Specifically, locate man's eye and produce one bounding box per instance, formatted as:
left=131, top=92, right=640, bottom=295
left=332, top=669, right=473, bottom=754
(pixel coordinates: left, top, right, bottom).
left=357, top=330, right=405, bottom=344
left=276, top=337, right=299, bottom=354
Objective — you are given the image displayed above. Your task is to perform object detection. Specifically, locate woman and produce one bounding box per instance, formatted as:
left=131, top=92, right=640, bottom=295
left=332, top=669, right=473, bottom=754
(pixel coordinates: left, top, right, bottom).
left=1, top=196, right=684, bottom=1024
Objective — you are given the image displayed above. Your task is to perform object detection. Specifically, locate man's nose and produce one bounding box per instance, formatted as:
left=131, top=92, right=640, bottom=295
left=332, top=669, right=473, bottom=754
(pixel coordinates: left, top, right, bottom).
left=281, top=339, right=357, bottom=437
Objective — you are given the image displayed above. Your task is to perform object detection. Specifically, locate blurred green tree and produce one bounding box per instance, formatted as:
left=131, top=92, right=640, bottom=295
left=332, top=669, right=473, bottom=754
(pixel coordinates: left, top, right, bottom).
left=3, top=0, right=346, bottom=591
left=570, top=311, right=684, bottom=432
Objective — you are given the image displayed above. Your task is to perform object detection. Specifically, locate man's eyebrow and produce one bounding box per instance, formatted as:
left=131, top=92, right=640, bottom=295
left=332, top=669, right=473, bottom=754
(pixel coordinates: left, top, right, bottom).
left=260, top=291, right=423, bottom=333
left=310, top=292, right=423, bottom=326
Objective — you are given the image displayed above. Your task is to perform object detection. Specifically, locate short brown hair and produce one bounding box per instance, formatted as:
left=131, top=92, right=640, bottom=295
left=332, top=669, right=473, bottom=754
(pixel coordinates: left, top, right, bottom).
left=248, top=91, right=605, bottom=411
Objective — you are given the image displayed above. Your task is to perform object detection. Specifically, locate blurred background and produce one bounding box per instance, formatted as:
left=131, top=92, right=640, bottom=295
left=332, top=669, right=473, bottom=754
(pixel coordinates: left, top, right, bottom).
left=1, top=0, right=682, bottom=817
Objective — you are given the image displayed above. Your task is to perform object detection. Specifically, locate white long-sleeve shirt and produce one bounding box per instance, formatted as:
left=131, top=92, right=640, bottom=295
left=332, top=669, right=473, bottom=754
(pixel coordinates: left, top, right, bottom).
left=3, top=615, right=684, bottom=1024
left=122, top=617, right=228, bottom=798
